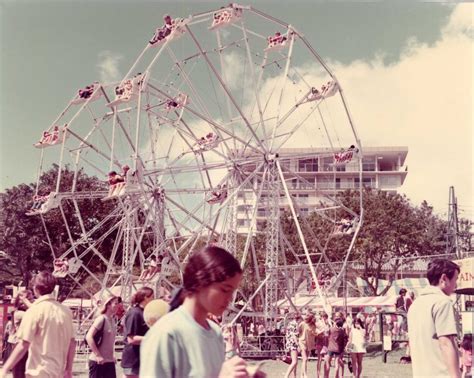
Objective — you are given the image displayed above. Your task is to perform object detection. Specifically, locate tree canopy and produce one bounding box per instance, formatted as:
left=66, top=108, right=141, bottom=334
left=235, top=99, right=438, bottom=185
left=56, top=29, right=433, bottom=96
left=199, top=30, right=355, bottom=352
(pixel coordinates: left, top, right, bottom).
left=0, top=165, right=114, bottom=289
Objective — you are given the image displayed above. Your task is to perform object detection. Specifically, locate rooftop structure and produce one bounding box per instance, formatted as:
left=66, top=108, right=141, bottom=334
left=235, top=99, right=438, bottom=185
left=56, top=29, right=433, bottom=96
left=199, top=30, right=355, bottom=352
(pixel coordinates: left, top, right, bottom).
left=236, top=146, right=408, bottom=233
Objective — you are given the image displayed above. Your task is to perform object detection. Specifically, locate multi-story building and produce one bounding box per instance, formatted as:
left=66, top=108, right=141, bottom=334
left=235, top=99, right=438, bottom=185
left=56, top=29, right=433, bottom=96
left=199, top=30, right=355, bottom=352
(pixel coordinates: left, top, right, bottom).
left=236, top=146, right=408, bottom=233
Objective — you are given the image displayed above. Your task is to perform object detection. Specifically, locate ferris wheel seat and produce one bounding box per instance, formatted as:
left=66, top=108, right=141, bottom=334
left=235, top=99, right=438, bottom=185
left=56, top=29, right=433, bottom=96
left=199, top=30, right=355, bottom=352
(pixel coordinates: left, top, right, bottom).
left=149, top=18, right=186, bottom=47
left=209, top=6, right=243, bottom=30
left=165, top=93, right=188, bottom=110
left=26, top=192, right=60, bottom=215
left=307, top=89, right=324, bottom=102
left=34, top=126, right=68, bottom=149
left=71, top=82, right=102, bottom=105
left=264, top=34, right=288, bottom=52
left=193, top=133, right=220, bottom=152
left=68, top=257, right=82, bottom=274
left=333, top=147, right=359, bottom=165
left=107, top=73, right=147, bottom=108
left=207, top=193, right=228, bottom=204
left=103, top=182, right=141, bottom=199
left=321, top=80, right=339, bottom=98
left=53, top=258, right=69, bottom=278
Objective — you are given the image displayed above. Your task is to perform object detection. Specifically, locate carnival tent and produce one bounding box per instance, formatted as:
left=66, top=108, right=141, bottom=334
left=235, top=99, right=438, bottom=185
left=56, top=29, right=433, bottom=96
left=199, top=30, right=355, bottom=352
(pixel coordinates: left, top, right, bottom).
left=356, top=277, right=429, bottom=297
left=61, top=298, right=92, bottom=308
left=277, top=295, right=397, bottom=310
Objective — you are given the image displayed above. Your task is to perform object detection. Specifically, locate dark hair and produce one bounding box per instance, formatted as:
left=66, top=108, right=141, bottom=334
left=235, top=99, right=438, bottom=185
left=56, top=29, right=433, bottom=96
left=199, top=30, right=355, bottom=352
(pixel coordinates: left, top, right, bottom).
left=13, top=290, right=33, bottom=311
left=131, top=286, right=154, bottom=306
left=169, top=287, right=185, bottom=312
left=399, top=288, right=407, bottom=295
left=33, top=271, right=57, bottom=296
left=335, top=319, right=344, bottom=328
left=183, top=246, right=242, bottom=294
left=461, top=334, right=472, bottom=351
left=426, top=259, right=460, bottom=285
left=354, top=318, right=365, bottom=329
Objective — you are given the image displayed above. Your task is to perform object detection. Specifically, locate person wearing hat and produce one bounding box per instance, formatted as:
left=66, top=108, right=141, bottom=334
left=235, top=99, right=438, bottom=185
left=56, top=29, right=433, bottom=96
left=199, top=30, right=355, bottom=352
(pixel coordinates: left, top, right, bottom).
left=86, top=293, right=118, bottom=378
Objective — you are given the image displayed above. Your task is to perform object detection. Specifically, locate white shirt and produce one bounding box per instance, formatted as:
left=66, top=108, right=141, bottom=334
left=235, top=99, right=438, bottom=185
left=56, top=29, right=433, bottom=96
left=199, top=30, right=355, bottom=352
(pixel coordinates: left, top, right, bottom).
left=407, top=286, right=458, bottom=378
left=16, top=294, right=74, bottom=377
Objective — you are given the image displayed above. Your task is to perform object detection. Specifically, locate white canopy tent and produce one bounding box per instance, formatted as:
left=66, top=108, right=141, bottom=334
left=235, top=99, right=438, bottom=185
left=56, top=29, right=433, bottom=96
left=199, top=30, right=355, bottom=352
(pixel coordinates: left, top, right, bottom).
left=277, top=294, right=397, bottom=311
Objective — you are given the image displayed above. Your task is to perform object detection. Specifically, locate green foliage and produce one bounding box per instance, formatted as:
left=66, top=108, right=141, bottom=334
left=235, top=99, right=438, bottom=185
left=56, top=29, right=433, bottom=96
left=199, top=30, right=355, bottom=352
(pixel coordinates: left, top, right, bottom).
left=328, top=189, right=447, bottom=295
left=0, top=164, right=114, bottom=290
left=273, top=189, right=452, bottom=295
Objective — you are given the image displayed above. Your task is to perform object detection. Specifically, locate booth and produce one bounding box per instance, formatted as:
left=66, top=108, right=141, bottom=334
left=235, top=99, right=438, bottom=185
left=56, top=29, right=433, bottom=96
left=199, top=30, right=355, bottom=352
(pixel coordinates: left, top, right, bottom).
left=454, top=257, right=474, bottom=335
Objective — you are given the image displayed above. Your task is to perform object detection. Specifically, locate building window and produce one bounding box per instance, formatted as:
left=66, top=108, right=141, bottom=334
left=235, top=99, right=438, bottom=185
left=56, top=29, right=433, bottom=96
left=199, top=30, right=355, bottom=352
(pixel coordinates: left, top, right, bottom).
left=363, top=178, right=373, bottom=188
left=299, top=179, right=314, bottom=189
left=335, top=178, right=341, bottom=189
left=257, top=208, right=267, bottom=217
left=362, top=158, right=375, bottom=171
left=298, top=158, right=318, bottom=172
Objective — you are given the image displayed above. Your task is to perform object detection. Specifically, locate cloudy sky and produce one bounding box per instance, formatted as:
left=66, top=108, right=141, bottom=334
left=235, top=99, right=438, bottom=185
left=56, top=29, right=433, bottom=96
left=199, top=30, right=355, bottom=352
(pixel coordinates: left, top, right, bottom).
left=0, top=1, right=472, bottom=220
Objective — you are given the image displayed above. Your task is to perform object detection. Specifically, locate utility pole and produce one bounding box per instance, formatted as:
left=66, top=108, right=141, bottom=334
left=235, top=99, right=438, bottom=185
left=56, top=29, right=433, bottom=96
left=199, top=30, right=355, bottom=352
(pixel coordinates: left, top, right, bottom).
left=446, top=186, right=461, bottom=258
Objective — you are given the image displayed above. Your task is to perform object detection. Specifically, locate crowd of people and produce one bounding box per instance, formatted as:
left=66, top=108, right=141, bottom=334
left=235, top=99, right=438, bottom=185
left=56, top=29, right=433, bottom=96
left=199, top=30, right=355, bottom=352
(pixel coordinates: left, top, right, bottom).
left=0, top=256, right=471, bottom=378
left=0, top=246, right=265, bottom=378
left=282, top=309, right=366, bottom=378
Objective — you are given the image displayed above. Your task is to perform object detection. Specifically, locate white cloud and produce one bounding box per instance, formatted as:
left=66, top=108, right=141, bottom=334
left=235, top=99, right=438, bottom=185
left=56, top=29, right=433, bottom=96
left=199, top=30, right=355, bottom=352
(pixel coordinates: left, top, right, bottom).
left=324, top=3, right=473, bottom=218
left=96, top=50, right=123, bottom=84
left=241, top=3, right=472, bottom=218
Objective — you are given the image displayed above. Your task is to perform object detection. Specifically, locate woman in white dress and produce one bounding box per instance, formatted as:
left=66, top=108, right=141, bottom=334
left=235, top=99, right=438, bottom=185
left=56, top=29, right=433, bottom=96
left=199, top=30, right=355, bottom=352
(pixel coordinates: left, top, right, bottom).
left=348, top=318, right=367, bottom=378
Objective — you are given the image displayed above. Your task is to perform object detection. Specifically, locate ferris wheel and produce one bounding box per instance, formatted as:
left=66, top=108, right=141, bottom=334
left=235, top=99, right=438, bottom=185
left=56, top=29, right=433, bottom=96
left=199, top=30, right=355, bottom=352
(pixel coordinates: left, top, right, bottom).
left=29, top=3, right=363, bottom=324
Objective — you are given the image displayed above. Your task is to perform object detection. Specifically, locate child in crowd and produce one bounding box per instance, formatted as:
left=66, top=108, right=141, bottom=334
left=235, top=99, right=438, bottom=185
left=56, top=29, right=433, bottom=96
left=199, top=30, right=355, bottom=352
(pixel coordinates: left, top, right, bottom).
left=139, top=246, right=253, bottom=377
left=121, top=287, right=154, bottom=378
left=284, top=312, right=301, bottom=378
left=314, top=312, right=330, bottom=378
left=298, top=310, right=316, bottom=378
left=348, top=318, right=367, bottom=378
left=460, top=334, right=472, bottom=378
left=324, top=317, right=348, bottom=378
left=86, top=294, right=118, bottom=378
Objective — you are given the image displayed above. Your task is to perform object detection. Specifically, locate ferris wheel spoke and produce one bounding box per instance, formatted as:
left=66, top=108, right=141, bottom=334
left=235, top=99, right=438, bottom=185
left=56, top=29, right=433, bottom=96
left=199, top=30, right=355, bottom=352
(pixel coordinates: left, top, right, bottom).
left=239, top=21, right=267, bottom=143
left=270, top=33, right=295, bottom=152
left=84, top=105, right=114, bottom=154
left=67, top=128, right=120, bottom=168
left=185, top=24, right=267, bottom=153
left=275, top=88, right=313, bottom=129
left=148, top=82, right=259, bottom=155
left=239, top=165, right=268, bottom=269
left=276, top=159, right=332, bottom=316
left=164, top=46, right=227, bottom=135
left=166, top=196, right=215, bottom=234
left=99, top=88, right=137, bottom=154
left=214, top=29, right=241, bottom=154
left=272, top=103, right=320, bottom=152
